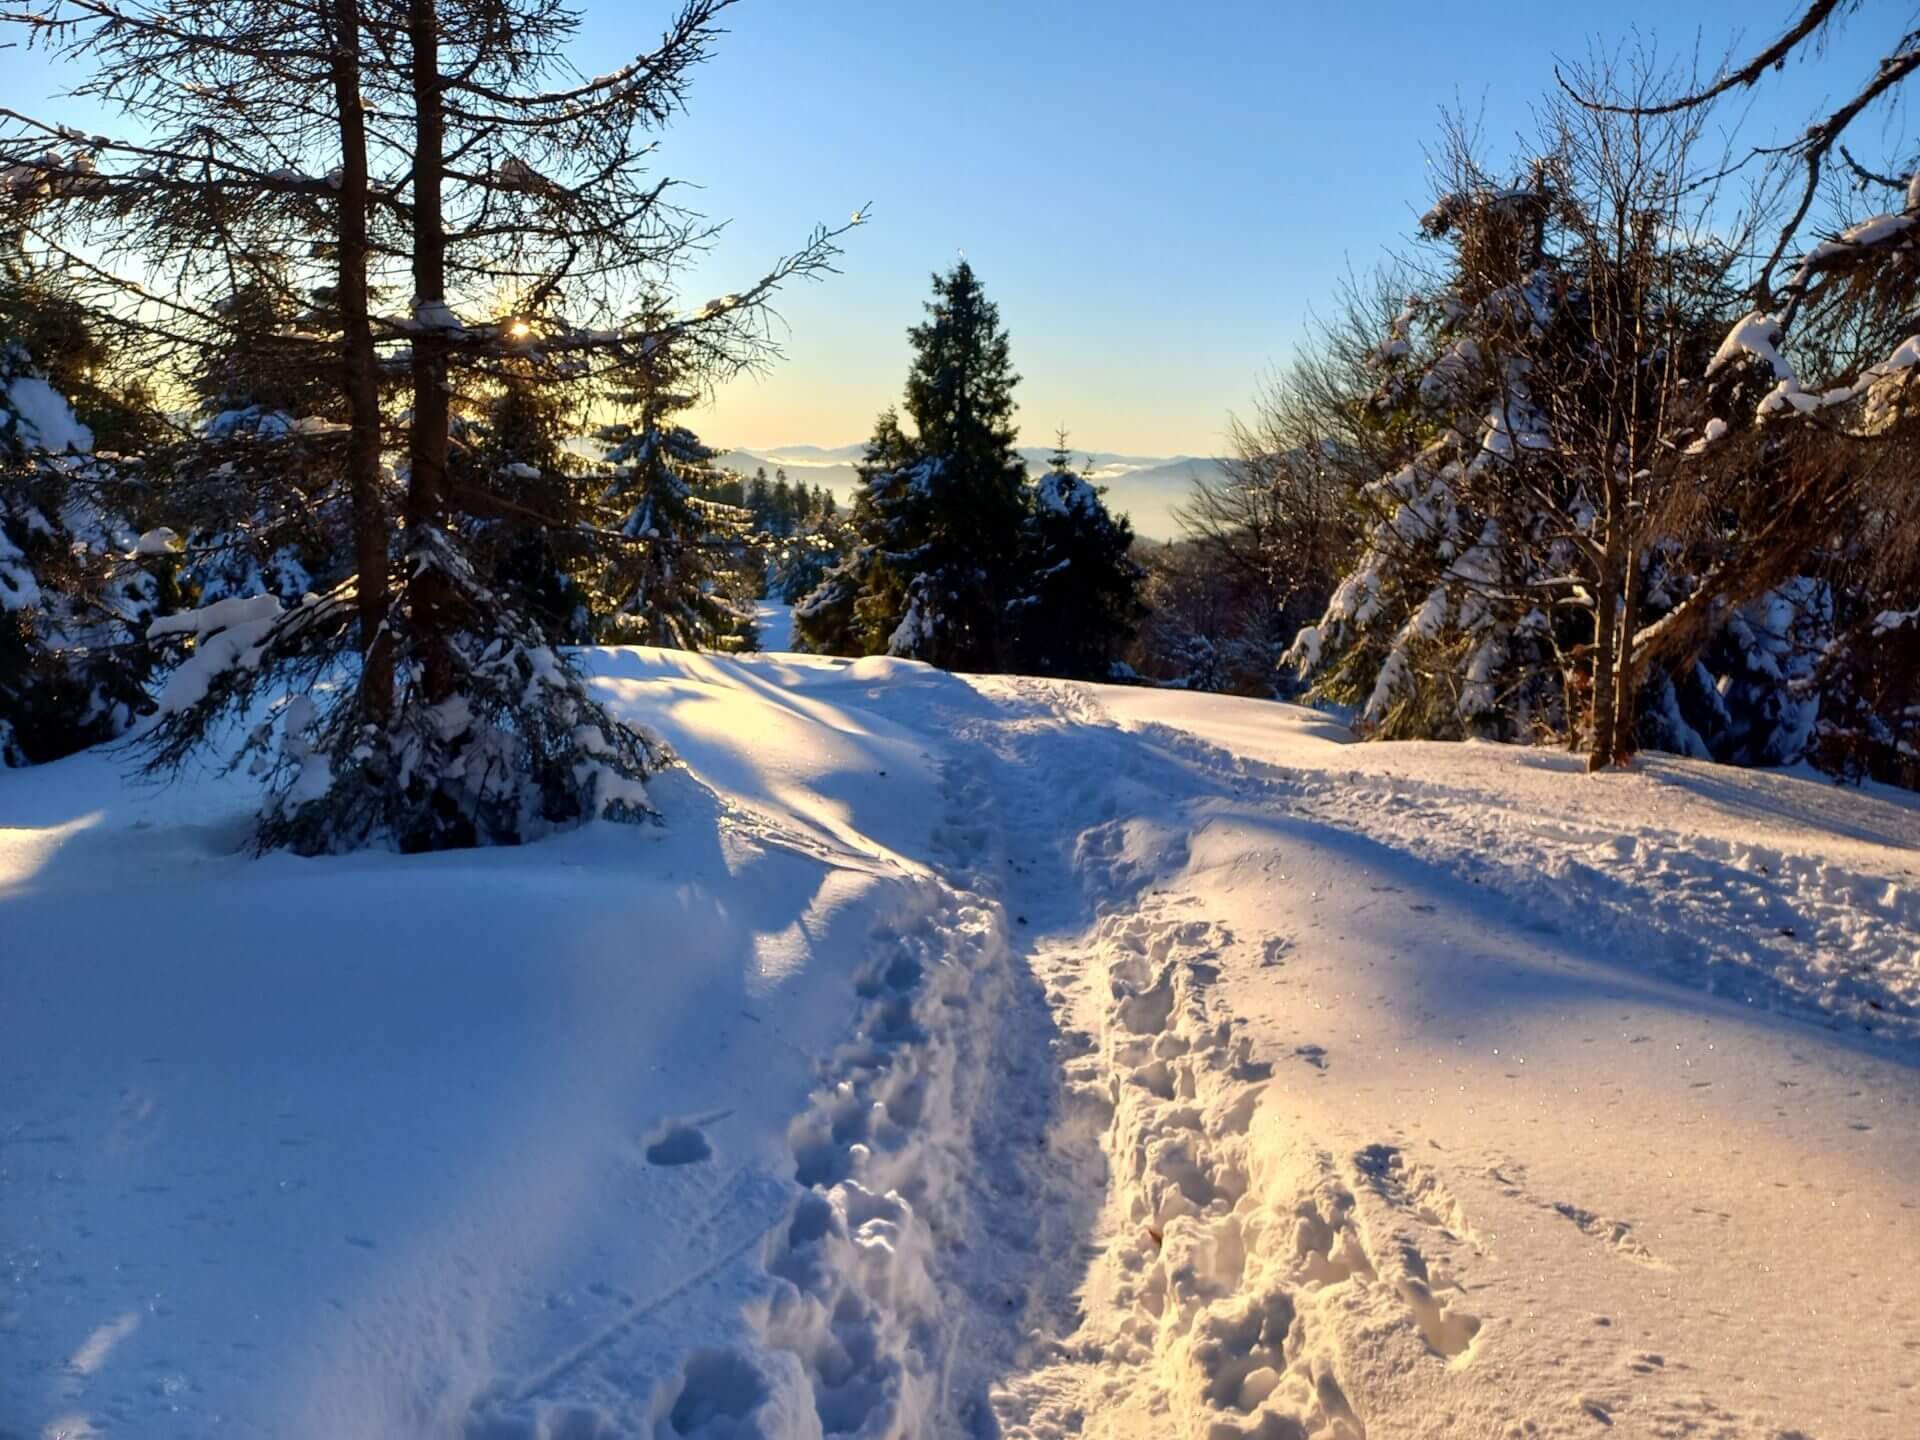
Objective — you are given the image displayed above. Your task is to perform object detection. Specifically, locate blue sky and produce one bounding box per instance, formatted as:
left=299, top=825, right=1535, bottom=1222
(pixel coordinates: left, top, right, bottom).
left=1, top=1, right=1907, bottom=454
left=600, top=0, right=1902, bottom=454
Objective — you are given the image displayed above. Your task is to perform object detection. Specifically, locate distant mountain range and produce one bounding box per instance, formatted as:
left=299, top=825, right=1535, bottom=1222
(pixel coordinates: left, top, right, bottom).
left=713, top=444, right=1227, bottom=543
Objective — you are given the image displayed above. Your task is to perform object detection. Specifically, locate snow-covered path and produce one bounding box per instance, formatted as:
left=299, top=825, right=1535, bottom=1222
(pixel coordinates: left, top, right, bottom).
left=4, top=652, right=1918, bottom=1439
left=957, top=680, right=1920, bottom=1438
left=753, top=601, right=796, bottom=656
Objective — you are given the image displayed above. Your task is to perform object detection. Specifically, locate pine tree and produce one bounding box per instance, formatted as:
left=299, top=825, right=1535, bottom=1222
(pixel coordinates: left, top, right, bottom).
left=595, top=346, right=756, bottom=651
left=770, top=473, right=796, bottom=537
left=0, top=333, right=162, bottom=765
left=746, top=468, right=773, bottom=528
left=0, top=248, right=166, bottom=457
left=793, top=408, right=911, bottom=654
left=1286, top=92, right=1797, bottom=765
left=1005, top=434, right=1144, bottom=678
left=795, top=261, right=1027, bottom=669
left=2, top=0, right=855, bottom=849
left=768, top=478, right=853, bottom=611
left=1814, top=609, right=1920, bottom=788
left=1642, top=578, right=1831, bottom=765
left=460, top=363, right=597, bottom=644
left=171, top=278, right=359, bottom=607
left=1286, top=169, right=1567, bottom=742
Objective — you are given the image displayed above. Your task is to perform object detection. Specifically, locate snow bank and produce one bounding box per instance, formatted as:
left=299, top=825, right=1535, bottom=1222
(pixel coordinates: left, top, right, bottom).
left=0, top=652, right=960, bottom=1438
left=970, top=675, right=1920, bottom=1439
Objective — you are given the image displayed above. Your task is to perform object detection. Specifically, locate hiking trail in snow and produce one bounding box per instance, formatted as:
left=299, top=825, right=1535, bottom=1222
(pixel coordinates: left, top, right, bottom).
left=5, top=653, right=1916, bottom=1440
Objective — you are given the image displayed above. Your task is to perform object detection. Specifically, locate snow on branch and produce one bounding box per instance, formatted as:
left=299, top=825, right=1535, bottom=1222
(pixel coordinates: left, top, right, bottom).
left=146, top=594, right=288, bottom=716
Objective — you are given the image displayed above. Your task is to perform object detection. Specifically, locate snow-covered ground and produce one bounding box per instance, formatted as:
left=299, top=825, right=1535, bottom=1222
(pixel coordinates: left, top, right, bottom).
left=4, top=652, right=1917, bottom=1439
left=754, top=600, right=795, bottom=656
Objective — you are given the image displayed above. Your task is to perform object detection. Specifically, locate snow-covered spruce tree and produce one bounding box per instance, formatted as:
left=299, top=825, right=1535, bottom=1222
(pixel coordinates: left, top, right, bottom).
left=168, top=279, right=361, bottom=607
left=1004, top=435, right=1144, bottom=679
left=791, top=409, right=912, bottom=655
left=1284, top=162, right=1570, bottom=742
left=1644, top=578, right=1831, bottom=765
left=0, top=246, right=168, bottom=458
left=456, top=361, right=597, bottom=645
left=0, top=337, right=162, bottom=765
left=594, top=342, right=757, bottom=651
left=3, top=0, right=856, bottom=850
left=794, top=262, right=1028, bottom=670
left=1814, top=607, right=1920, bottom=788
left=1288, top=82, right=1797, bottom=767
left=1578, top=6, right=1920, bottom=787
left=769, top=502, right=853, bottom=610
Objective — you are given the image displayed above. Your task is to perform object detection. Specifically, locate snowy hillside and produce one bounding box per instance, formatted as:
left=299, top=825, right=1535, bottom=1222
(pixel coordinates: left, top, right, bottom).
left=4, top=651, right=1918, bottom=1439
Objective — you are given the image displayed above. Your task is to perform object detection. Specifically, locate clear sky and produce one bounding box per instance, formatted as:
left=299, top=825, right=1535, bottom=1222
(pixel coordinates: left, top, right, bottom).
left=0, top=1, right=1906, bottom=455
left=585, top=0, right=1900, bottom=456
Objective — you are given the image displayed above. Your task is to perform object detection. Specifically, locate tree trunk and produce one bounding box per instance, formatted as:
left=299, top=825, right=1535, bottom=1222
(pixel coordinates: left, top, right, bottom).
left=407, top=0, right=455, bottom=704
left=1609, top=543, right=1643, bottom=766
left=331, top=0, right=391, bottom=728
left=1588, top=534, right=1621, bottom=771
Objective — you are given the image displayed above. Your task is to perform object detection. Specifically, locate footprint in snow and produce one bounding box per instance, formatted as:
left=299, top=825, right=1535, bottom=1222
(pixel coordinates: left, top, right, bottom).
left=645, top=1121, right=714, bottom=1167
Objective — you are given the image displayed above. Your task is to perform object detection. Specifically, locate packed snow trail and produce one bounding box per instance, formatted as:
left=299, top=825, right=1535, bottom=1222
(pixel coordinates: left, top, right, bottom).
left=966, top=679, right=1920, bottom=1440
left=642, top=664, right=1127, bottom=1438
left=3, top=651, right=1917, bottom=1439
left=656, top=665, right=1919, bottom=1438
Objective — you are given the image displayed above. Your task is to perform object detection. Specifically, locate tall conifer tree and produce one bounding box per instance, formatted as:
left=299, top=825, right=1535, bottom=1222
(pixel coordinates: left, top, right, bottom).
left=1, top=0, right=854, bottom=849
left=596, top=342, right=756, bottom=652
left=796, top=261, right=1027, bottom=668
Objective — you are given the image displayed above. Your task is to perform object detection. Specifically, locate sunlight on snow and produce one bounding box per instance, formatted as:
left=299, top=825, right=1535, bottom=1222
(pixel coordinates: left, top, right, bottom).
left=0, top=810, right=105, bottom=897
left=65, top=1312, right=138, bottom=1380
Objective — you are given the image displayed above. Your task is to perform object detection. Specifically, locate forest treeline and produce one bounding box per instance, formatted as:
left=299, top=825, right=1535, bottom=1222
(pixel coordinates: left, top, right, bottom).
left=2, top=0, right=1916, bottom=859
